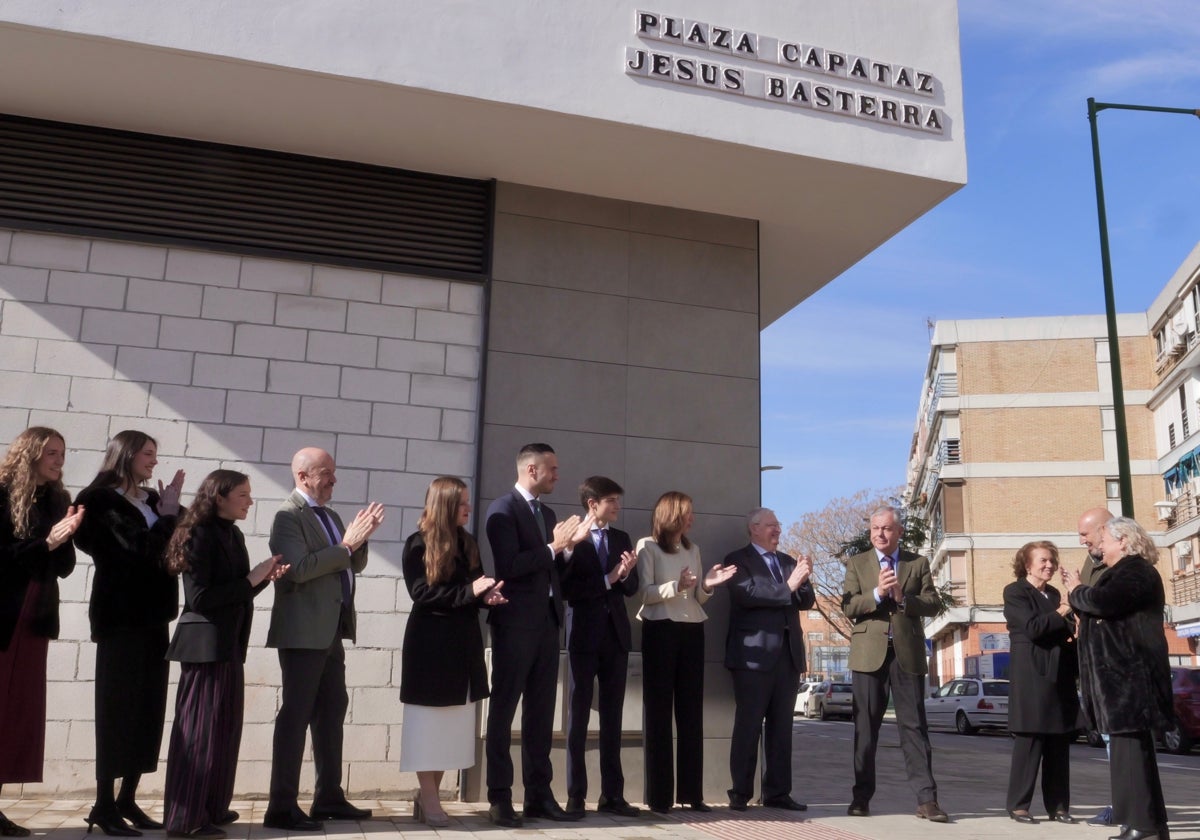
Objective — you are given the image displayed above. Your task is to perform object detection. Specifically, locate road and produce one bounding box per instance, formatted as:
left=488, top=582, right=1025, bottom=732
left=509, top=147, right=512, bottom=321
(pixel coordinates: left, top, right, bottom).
left=789, top=715, right=1200, bottom=839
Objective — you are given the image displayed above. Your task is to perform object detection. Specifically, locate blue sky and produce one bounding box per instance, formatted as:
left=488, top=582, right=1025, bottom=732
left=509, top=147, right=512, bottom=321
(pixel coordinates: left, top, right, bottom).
left=761, top=0, right=1200, bottom=528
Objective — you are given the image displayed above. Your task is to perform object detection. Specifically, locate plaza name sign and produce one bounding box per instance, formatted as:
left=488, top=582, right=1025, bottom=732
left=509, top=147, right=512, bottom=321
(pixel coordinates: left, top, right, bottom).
left=625, top=10, right=945, bottom=135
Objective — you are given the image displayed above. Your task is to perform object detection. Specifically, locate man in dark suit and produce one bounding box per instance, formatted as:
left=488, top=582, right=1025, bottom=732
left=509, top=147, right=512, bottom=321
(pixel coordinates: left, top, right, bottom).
left=484, top=443, right=591, bottom=827
left=842, top=506, right=947, bottom=823
left=724, top=507, right=815, bottom=811
left=1075, top=506, right=1115, bottom=827
left=561, top=476, right=640, bottom=817
left=263, top=447, right=384, bottom=831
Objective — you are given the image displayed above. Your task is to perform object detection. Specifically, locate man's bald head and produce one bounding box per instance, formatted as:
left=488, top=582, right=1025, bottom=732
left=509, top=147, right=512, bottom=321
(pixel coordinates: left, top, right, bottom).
left=292, top=447, right=337, bottom=505
left=1077, top=506, right=1114, bottom=560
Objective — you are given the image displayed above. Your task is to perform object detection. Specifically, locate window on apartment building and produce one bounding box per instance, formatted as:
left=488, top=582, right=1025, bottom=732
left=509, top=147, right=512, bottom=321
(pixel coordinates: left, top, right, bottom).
left=1170, top=423, right=1178, bottom=450
left=807, top=632, right=824, bottom=642
left=1182, top=385, right=1191, bottom=439
left=808, top=610, right=821, bottom=620
left=1193, top=286, right=1200, bottom=333
left=1156, top=327, right=1167, bottom=356
left=1106, top=479, right=1121, bottom=504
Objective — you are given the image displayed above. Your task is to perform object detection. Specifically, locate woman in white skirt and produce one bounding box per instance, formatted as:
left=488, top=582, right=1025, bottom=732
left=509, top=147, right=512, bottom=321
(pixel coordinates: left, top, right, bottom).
left=399, top=477, right=506, bottom=826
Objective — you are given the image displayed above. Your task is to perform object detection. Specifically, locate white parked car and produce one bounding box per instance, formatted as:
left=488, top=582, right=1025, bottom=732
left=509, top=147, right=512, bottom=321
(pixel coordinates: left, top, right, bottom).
left=924, top=678, right=1009, bottom=734
left=794, top=681, right=820, bottom=716
left=796, top=680, right=829, bottom=717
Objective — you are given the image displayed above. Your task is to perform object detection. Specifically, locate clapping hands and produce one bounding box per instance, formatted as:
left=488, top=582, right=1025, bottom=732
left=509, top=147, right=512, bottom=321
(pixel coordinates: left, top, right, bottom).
left=607, top=549, right=638, bottom=584
left=157, top=470, right=186, bottom=515
left=249, top=554, right=290, bottom=586
left=47, top=505, right=85, bottom=551
left=342, top=502, right=386, bottom=551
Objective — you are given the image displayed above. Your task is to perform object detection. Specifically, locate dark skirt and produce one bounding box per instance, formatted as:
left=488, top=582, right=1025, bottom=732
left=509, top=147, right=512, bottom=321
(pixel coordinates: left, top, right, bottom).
left=0, top=581, right=49, bottom=783
left=94, top=625, right=170, bottom=779
left=164, top=662, right=245, bottom=833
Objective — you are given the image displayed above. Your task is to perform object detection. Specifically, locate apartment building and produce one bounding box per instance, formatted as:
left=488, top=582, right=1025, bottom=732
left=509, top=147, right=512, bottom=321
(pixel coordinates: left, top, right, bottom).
left=906, top=311, right=1192, bottom=684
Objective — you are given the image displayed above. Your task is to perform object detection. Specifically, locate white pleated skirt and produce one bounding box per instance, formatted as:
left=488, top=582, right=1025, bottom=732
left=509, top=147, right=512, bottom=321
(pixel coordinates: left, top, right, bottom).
left=398, top=702, right=478, bottom=771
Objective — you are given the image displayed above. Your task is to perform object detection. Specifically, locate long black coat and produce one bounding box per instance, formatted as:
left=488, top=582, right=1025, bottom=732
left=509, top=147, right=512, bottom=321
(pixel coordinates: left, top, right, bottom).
left=74, top=485, right=178, bottom=640
left=166, top=519, right=268, bottom=664
left=1003, top=579, right=1079, bottom=734
left=0, top=485, right=75, bottom=649
left=399, top=530, right=489, bottom=707
left=1068, top=555, right=1173, bottom=736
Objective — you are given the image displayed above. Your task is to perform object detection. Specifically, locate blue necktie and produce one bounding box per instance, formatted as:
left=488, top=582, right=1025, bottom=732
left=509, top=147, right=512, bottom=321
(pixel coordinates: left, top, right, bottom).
left=765, top=551, right=783, bottom=583
left=314, top=506, right=353, bottom=606
left=530, top=499, right=548, bottom=541
left=595, top=528, right=609, bottom=571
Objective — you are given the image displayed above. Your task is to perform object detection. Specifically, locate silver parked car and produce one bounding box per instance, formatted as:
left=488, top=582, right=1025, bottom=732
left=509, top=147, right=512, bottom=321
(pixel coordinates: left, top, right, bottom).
left=812, top=681, right=854, bottom=720
left=924, top=677, right=1009, bottom=734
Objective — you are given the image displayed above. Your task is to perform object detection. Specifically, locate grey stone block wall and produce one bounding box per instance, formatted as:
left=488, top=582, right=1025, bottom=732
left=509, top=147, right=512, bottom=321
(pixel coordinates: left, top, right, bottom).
left=472, top=184, right=762, bottom=803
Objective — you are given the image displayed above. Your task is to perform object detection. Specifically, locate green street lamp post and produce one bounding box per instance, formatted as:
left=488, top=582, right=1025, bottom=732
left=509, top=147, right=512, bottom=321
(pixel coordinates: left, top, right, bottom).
left=1087, top=98, right=1200, bottom=518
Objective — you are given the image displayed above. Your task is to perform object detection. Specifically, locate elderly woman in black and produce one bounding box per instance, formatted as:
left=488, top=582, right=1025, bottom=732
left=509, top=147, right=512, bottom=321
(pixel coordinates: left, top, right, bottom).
left=75, top=431, right=185, bottom=837
left=162, top=470, right=288, bottom=838
left=1003, top=541, right=1079, bottom=825
left=1063, top=517, right=1172, bottom=840
left=0, top=427, right=84, bottom=837
left=399, top=476, right=505, bottom=827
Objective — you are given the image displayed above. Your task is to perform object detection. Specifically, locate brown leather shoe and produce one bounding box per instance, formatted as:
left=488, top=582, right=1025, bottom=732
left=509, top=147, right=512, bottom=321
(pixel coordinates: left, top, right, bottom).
left=916, top=801, right=949, bottom=823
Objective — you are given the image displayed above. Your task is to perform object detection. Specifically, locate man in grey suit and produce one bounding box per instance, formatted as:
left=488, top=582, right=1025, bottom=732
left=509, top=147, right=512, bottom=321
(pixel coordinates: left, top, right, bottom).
left=842, top=506, right=947, bottom=823
left=263, top=447, right=384, bottom=831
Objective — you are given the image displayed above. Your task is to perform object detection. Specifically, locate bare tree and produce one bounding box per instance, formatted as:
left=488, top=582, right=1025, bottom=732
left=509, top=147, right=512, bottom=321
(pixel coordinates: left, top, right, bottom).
left=781, top=486, right=903, bottom=638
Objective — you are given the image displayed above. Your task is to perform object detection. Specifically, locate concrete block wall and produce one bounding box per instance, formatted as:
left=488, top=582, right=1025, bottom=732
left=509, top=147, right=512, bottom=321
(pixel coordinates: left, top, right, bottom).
left=472, top=184, right=762, bottom=803
left=0, top=228, right=483, bottom=796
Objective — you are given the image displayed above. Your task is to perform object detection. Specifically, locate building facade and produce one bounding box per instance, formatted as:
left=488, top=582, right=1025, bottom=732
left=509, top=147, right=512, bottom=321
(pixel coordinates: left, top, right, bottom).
left=0, top=1, right=966, bottom=798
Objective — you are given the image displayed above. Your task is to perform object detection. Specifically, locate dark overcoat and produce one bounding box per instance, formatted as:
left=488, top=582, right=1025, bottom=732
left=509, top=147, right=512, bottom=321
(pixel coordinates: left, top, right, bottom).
left=73, top=485, right=178, bottom=640
left=399, top=530, right=490, bottom=707
left=0, top=485, right=75, bottom=649
left=1003, top=579, right=1079, bottom=734
left=1068, top=554, right=1173, bottom=735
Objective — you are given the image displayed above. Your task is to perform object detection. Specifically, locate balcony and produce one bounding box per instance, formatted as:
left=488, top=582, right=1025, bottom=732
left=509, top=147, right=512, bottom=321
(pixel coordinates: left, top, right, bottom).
left=1161, top=490, right=1200, bottom=531
left=1174, top=566, right=1200, bottom=607
left=937, top=438, right=961, bottom=467
left=924, top=372, right=958, bottom=427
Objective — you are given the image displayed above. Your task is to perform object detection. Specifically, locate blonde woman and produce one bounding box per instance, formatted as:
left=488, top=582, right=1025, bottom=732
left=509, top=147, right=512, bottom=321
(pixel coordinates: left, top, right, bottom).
left=399, top=477, right=505, bottom=826
left=636, top=491, right=734, bottom=814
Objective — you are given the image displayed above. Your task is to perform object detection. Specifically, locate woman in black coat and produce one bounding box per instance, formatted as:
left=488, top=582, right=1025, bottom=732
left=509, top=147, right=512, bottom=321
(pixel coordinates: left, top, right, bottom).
left=399, top=476, right=505, bottom=827
left=1063, top=516, right=1173, bottom=840
left=74, top=430, right=185, bottom=837
left=1003, top=540, right=1079, bottom=824
left=162, top=470, right=288, bottom=838
left=0, top=427, right=84, bottom=837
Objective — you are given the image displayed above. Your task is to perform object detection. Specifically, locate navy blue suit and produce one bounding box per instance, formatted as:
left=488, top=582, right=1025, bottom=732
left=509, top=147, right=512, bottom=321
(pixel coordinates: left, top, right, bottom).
left=561, top=526, right=639, bottom=801
left=724, top=544, right=814, bottom=801
left=484, top=490, right=568, bottom=806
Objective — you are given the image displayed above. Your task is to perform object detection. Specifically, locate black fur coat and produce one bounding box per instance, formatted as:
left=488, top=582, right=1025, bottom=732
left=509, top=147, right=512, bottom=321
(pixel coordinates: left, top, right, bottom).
left=1068, top=554, right=1173, bottom=735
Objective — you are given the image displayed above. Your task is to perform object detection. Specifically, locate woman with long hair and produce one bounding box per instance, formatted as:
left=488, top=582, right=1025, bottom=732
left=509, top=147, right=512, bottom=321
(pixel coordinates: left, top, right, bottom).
left=0, top=427, right=84, bottom=837
left=161, top=470, right=287, bottom=838
left=636, top=491, right=735, bottom=814
left=399, top=477, right=505, bottom=827
left=74, top=430, right=185, bottom=837
left=1063, top=517, right=1173, bottom=840
left=1003, top=540, right=1079, bottom=824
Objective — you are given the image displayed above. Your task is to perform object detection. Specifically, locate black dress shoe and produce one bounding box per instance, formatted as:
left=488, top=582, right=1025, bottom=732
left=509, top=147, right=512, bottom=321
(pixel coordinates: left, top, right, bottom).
left=728, top=794, right=750, bottom=812
left=523, top=799, right=583, bottom=822
left=85, top=807, right=142, bottom=837
left=847, top=801, right=870, bottom=817
left=1110, top=830, right=1168, bottom=840
left=118, top=804, right=164, bottom=831
left=262, top=810, right=321, bottom=831
left=648, top=803, right=672, bottom=815
left=761, top=796, right=807, bottom=811
left=0, top=815, right=30, bottom=838
left=1052, top=812, right=1078, bottom=824
left=684, top=802, right=712, bottom=813
left=565, top=797, right=586, bottom=815
left=597, top=797, right=640, bottom=817
left=214, top=812, right=238, bottom=827
left=310, top=802, right=372, bottom=820
left=487, top=803, right=523, bottom=828
left=1008, top=811, right=1037, bottom=824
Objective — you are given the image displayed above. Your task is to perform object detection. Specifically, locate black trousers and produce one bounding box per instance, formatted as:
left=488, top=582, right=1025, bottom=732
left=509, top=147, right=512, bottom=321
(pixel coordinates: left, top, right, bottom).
left=641, top=619, right=704, bottom=809
left=485, top=618, right=560, bottom=805
left=268, top=640, right=348, bottom=813
left=851, top=645, right=936, bottom=804
left=728, top=654, right=799, bottom=801
left=1006, top=733, right=1071, bottom=814
left=565, top=623, right=629, bottom=800
left=1110, top=731, right=1168, bottom=833
left=95, top=626, right=169, bottom=780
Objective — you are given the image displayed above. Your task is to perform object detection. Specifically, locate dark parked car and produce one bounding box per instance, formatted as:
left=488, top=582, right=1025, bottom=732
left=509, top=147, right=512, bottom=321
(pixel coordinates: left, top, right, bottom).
left=1162, top=665, right=1200, bottom=754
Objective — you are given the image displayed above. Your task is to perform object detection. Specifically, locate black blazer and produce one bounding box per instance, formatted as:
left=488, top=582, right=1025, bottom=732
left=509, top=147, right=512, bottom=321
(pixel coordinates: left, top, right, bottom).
left=166, top=519, right=267, bottom=664
left=485, top=489, right=568, bottom=630
left=1003, top=579, right=1079, bottom=734
left=561, top=526, right=639, bottom=653
left=0, top=485, right=75, bottom=650
left=399, top=530, right=489, bottom=706
left=74, top=485, right=179, bottom=641
left=724, top=544, right=814, bottom=672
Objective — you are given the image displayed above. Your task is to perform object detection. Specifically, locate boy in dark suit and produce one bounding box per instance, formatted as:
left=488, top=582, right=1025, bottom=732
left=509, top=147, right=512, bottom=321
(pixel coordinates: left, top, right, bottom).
left=561, top=477, right=640, bottom=816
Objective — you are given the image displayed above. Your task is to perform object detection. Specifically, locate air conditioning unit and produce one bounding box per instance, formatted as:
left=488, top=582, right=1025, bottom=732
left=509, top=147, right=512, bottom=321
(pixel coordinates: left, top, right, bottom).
left=1154, top=500, right=1177, bottom=521
left=1178, top=541, right=1193, bottom=558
